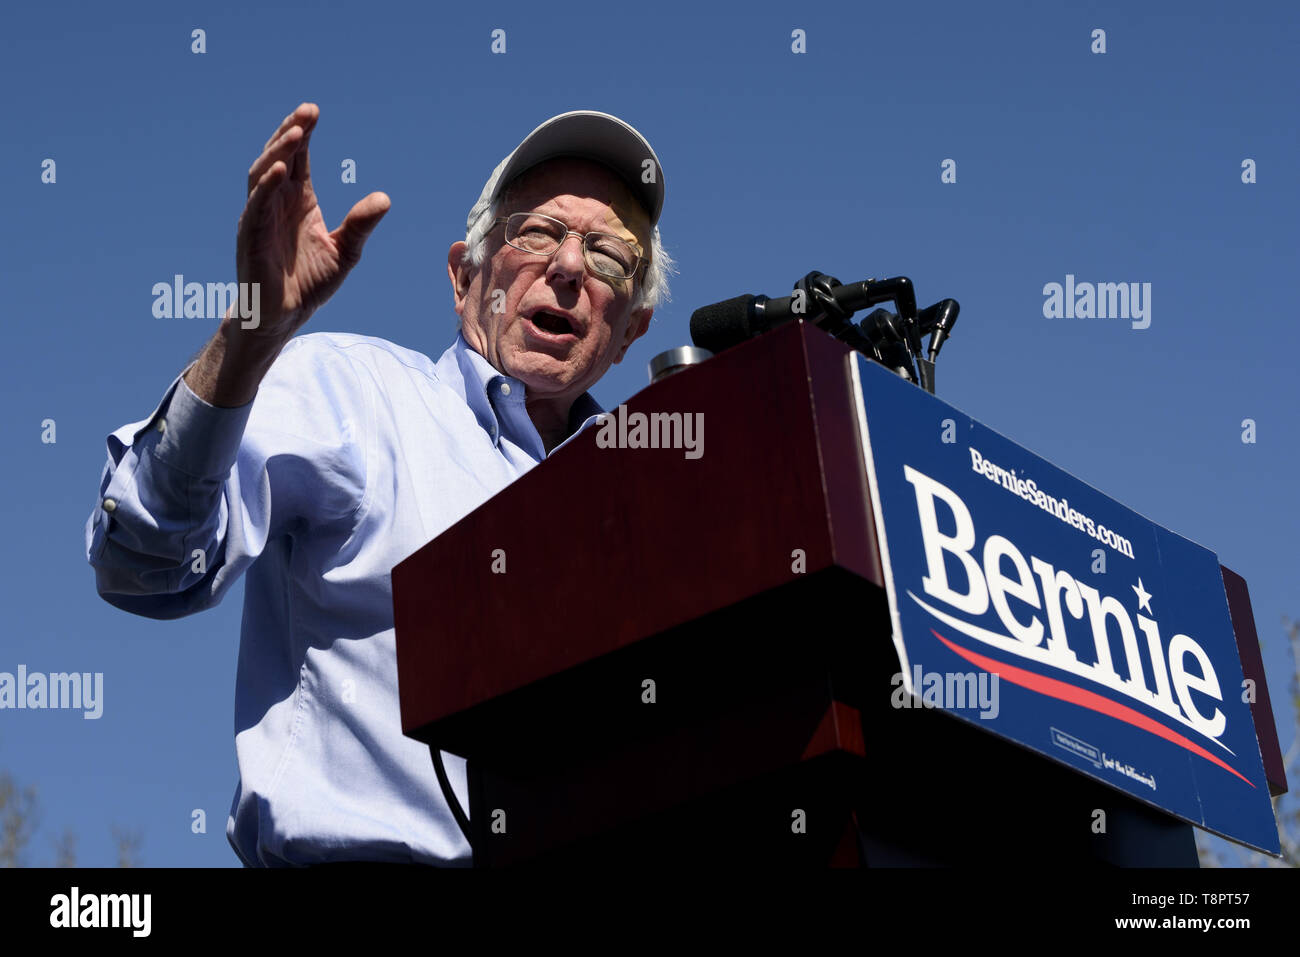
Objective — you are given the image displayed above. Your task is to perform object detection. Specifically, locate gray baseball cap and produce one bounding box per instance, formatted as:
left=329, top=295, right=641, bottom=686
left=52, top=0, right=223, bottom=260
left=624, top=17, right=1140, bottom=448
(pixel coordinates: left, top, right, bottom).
left=465, top=110, right=665, bottom=233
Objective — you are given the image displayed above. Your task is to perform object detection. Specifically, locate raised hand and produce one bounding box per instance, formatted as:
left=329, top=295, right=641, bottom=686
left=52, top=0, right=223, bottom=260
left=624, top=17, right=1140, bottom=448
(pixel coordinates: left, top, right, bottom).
left=237, top=102, right=390, bottom=339
left=185, top=103, right=389, bottom=406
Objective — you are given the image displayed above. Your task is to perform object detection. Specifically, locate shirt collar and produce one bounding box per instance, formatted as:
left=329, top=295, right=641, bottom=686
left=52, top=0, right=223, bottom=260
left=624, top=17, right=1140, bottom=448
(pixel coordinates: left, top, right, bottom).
left=436, top=331, right=604, bottom=452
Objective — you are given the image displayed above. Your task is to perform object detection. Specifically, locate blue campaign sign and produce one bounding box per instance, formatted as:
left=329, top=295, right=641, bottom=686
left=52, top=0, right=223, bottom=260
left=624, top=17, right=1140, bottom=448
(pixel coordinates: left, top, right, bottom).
left=850, top=353, right=1280, bottom=854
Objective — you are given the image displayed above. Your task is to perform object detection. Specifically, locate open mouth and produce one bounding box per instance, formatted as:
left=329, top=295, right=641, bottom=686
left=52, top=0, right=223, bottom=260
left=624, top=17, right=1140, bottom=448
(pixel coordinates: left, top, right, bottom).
left=528, top=311, right=577, bottom=336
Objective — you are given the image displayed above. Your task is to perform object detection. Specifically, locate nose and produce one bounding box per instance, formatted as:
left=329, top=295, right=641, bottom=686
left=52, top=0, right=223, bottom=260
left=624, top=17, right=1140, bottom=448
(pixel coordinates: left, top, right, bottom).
left=545, top=233, right=587, bottom=287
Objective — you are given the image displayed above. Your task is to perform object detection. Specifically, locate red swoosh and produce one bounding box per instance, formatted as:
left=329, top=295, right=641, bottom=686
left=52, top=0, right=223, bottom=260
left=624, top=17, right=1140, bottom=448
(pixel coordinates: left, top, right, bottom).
left=931, top=629, right=1254, bottom=788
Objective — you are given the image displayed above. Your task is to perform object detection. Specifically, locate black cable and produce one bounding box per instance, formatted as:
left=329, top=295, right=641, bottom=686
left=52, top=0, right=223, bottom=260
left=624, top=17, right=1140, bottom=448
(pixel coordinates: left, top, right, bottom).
left=431, top=747, right=474, bottom=850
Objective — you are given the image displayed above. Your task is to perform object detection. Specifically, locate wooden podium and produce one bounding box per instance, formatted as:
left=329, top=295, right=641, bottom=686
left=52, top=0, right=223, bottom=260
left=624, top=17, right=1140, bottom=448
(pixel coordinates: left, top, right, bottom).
left=392, top=320, right=1284, bottom=867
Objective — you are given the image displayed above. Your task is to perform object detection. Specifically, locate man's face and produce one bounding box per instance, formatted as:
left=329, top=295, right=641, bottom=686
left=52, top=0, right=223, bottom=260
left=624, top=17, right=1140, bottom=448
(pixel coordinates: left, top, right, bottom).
left=448, top=158, right=654, bottom=408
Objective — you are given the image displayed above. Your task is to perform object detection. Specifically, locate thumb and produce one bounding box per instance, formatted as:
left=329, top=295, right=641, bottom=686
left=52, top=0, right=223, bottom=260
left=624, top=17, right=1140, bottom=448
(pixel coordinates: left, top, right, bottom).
left=333, top=191, right=391, bottom=270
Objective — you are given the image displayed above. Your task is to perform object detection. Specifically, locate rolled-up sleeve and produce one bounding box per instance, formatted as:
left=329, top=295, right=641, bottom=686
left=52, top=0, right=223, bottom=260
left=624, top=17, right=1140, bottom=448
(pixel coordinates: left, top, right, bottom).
left=86, top=336, right=371, bottom=620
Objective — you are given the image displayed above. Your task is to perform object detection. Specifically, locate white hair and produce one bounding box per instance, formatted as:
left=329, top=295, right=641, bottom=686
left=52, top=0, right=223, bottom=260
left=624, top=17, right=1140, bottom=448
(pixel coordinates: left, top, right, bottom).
left=462, top=179, right=674, bottom=313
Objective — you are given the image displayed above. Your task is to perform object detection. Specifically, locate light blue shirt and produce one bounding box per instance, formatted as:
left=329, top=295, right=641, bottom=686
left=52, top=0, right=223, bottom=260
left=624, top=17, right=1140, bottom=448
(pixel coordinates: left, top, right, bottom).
left=85, top=331, right=604, bottom=866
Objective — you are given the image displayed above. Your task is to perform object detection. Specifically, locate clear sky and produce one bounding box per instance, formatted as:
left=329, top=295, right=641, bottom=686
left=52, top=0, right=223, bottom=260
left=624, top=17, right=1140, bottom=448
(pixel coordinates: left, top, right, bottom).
left=1, top=0, right=1296, bottom=866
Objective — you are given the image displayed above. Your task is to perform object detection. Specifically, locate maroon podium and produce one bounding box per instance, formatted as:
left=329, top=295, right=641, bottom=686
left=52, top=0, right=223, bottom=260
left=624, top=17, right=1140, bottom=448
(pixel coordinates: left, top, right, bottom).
left=392, top=321, right=1286, bottom=867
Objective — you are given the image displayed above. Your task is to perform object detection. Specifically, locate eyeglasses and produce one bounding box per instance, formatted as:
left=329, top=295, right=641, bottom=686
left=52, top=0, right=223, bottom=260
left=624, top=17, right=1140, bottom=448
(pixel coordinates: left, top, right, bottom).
left=492, top=212, right=643, bottom=281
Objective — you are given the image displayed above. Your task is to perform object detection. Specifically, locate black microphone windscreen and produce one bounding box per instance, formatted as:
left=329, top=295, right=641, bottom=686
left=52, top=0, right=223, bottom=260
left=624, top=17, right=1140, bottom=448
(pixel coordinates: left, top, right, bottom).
left=689, top=295, right=755, bottom=354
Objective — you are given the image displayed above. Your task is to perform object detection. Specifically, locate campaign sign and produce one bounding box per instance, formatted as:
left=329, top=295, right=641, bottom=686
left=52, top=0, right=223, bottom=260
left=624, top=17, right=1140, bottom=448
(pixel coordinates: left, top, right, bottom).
left=850, top=353, right=1280, bottom=854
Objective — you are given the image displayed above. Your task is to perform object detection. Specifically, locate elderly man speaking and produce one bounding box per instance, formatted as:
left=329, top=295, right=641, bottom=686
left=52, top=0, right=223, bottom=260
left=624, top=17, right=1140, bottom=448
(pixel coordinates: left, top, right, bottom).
left=85, top=103, right=670, bottom=866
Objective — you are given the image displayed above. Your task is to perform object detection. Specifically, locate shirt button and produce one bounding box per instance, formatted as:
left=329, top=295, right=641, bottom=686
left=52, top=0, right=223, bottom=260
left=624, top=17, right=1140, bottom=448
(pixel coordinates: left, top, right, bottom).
left=156, top=419, right=167, bottom=433
left=500, top=383, right=512, bottom=397
left=103, top=498, right=118, bottom=513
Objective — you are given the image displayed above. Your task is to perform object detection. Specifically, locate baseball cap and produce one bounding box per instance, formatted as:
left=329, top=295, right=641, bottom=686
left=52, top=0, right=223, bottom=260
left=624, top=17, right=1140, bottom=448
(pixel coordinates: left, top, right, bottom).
left=465, top=110, right=665, bottom=234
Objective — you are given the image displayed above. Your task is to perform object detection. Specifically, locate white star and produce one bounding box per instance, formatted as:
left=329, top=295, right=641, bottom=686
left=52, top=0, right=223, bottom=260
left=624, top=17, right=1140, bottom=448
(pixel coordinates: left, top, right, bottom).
left=1132, top=578, right=1153, bottom=615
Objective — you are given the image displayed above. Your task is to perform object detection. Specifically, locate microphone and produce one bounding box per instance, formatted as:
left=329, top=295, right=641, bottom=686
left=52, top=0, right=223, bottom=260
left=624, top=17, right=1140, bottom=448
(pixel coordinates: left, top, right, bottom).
left=923, top=299, right=960, bottom=362
left=688, top=275, right=958, bottom=395
left=690, top=278, right=915, bottom=355
left=857, top=301, right=959, bottom=392
left=688, top=294, right=768, bottom=355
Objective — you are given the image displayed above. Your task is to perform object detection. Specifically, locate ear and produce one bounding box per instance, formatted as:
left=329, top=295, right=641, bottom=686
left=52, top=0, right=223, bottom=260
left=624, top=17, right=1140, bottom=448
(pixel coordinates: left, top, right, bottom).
left=447, top=242, right=474, bottom=316
left=613, top=306, right=653, bottom=364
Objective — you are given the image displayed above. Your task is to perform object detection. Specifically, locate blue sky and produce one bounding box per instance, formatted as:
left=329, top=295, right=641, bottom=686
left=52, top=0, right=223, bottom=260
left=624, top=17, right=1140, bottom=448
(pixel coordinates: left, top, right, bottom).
left=2, top=0, right=1296, bottom=866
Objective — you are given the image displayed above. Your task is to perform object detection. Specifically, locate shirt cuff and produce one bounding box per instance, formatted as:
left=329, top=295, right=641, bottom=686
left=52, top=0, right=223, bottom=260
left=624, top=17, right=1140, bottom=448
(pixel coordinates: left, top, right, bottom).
left=151, top=369, right=256, bottom=480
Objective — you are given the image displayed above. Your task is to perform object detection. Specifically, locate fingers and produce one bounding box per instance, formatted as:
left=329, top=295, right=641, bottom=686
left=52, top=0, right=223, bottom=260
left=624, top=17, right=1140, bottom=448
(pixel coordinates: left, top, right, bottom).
left=247, top=126, right=303, bottom=195
left=332, top=192, right=392, bottom=269
left=262, top=102, right=318, bottom=154
left=290, top=114, right=315, bottom=184
left=241, top=160, right=289, bottom=242
left=248, top=103, right=319, bottom=195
